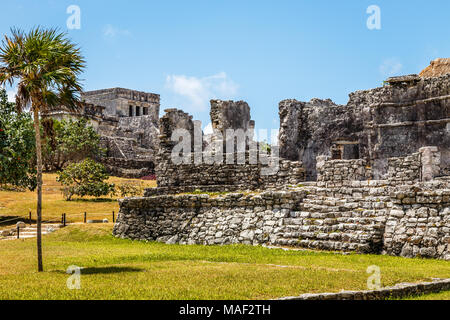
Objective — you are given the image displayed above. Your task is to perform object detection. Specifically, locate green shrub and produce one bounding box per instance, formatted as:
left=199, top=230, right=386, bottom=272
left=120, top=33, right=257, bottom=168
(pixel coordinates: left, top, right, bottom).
left=116, top=181, right=144, bottom=197
left=57, top=159, right=115, bottom=200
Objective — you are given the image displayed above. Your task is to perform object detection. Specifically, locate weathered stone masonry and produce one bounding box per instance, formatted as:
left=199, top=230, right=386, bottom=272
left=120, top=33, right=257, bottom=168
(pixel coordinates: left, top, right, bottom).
left=316, top=147, right=441, bottom=184
left=48, top=87, right=160, bottom=178
left=82, top=87, right=159, bottom=119
left=151, top=106, right=305, bottom=195
left=114, top=151, right=450, bottom=260
left=113, top=180, right=449, bottom=259
left=113, top=67, right=449, bottom=260
left=279, top=74, right=450, bottom=180
left=149, top=154, right=304, bottom=196
left=383, top=185, right=449, bottom=259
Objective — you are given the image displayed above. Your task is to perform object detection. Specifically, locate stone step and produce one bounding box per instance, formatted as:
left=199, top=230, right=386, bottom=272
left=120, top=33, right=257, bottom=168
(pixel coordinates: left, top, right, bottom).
left=1, top=223, right=63, bottom=240
left=17, top=224, right=62, bottom=228
left=299, top=204, right=339, bottom=212
left=4, top=235, right=43, bottom=240
left=19, top=231, right=53, bottom=235
left=274, top=238, right=371, bottom=252
left=21, top=226, right=61, bottom=232
left=282, top=222, right=383, bottom=234
left=302, top=198, right=348, bottom=205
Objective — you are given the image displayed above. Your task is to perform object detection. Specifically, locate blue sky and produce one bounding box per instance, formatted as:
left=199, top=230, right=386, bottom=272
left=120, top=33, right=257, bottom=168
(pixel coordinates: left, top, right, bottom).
left=2, top=0, right=450, bottom=133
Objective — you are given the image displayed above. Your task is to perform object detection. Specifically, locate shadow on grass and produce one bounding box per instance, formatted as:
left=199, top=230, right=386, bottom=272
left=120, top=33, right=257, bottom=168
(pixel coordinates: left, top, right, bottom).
left=0, top=216, right=29, bottom=227
left=70, top=198, right=116, bottom=203
left=81, top=266, right=143, bottom=274
left=0, top=218, right=67, bottom=228
left=53, top=266, right=143, bottom=275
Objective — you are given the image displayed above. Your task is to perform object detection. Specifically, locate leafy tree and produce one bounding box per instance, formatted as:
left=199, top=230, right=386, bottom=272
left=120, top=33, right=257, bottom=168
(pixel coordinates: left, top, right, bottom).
left=57, top=159, right=115, bottom=201
left=0, top=27, right=86, bottom=272
left=0, top=88, right=36, bottom=190
left=43, top=117, right=105, bottom=171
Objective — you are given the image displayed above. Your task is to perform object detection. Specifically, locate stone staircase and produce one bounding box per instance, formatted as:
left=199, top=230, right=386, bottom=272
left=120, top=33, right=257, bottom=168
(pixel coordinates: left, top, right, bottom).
left=0, top=223, right=63, bottom=240
left=274, top=186, right=387, bottom=253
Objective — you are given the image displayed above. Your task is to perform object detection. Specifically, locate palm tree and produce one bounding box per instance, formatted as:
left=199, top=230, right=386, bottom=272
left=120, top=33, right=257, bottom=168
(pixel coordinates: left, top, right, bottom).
left=0, top=27, right=85, bottom=272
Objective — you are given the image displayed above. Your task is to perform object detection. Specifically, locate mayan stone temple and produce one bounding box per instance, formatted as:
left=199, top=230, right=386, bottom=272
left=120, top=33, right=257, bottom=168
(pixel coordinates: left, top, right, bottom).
left=108, top=59, right=449, bottom=260
left=47, top=88, right=160, bottom=178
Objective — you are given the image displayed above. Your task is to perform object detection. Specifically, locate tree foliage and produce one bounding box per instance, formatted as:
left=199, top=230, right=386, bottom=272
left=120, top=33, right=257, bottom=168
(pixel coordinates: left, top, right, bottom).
left=56, top=158, right=115, bottom=201
left=43, top=117, right=105, bottom=171
left=0, top=88, right=36, bottom=190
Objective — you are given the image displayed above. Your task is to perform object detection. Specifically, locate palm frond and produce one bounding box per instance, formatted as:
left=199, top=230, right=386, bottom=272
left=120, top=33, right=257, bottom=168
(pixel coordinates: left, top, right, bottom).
left=0, top=26, right=86, bottom=114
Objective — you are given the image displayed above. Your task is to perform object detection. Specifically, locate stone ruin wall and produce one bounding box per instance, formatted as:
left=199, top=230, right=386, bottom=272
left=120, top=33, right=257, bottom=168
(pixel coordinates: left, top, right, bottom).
left=316, top=147, right=442, bottom=184
left=151, top=105, right=304, bottom=196
left=209, top=99, right=255, bottom=143
left=316, top=157, right=372, bottom=182
left=100, top=157, right=154, bottom=179
left=82, top=87, right=160, bottom=120
left=279, top=74, right=450, bottom=180
left=116, top=116, right=160, bottom=151
left=60, top=88, right=162, bottom=178
left=387, top=152, right=422, bottom=183
left=149, top=154, right=304, bottom=196
left=113, top=99, right=449, bottom=260
left=112, top=72, right=449, bottom=260
left=114, top=150, right=450, bottom=260
left=384, top=185, right=449, bottom=259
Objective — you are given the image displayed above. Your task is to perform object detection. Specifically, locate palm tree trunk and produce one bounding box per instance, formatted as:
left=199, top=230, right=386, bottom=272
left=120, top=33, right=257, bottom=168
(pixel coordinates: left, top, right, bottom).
left=33, top=108, right=44, bottom=272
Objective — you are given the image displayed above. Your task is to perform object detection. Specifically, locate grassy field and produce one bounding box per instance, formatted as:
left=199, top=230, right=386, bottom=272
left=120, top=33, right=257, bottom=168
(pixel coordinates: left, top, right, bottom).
left=0, top=174, right=448, bottom=300
left=403, top=290, right=450, bottom=300
left=0, top=173, right=156, bottom=227
left=0, top=224, right=449, bottom=300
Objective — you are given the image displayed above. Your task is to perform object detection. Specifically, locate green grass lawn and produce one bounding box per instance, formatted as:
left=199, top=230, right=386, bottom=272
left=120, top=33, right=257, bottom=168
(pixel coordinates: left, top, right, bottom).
left=0, top=224, right=449, bottom=300
left=403, top=290, right=450, bottom=300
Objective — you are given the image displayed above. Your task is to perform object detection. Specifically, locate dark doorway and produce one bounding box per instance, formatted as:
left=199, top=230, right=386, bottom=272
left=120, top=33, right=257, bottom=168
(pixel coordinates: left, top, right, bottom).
left=332, top=141, right=360, bottom=160
left=343, top=144, right=360, bottom=159
left=331, top=144, right=343, bottom=160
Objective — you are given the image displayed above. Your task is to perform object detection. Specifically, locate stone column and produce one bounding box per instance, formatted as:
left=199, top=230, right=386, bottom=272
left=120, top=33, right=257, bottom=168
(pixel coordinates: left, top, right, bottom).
left=419, top=146, right=441, bottom=181
left=156, top=109, right=195, bottom=187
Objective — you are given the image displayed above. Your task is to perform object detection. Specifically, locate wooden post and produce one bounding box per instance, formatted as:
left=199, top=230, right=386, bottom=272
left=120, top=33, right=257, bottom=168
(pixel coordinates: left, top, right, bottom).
left=84, top=212, right=87, bottom=223
left=17, top=226, right=20, bottom=239
left=61, top=213, right=64, bottom=225
left=29, top=211, right=32, bottom=225
left=112, top=211, right=115, bottom=223
left=63, top=213, right=66, bottom=227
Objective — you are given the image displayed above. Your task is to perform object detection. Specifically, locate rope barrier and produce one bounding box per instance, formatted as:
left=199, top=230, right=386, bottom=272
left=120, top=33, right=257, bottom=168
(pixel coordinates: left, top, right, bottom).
left=0, top=211, right=116, bottom=226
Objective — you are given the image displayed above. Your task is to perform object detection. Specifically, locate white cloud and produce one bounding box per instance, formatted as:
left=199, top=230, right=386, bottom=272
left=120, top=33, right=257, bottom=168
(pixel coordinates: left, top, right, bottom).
left=379, top=58, right=403, bottom=77
left=165, top=72, right=238, bottom=111
left=7, top=90, right=16, bottom=103
left=102, top=24, right=131, bottom=38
